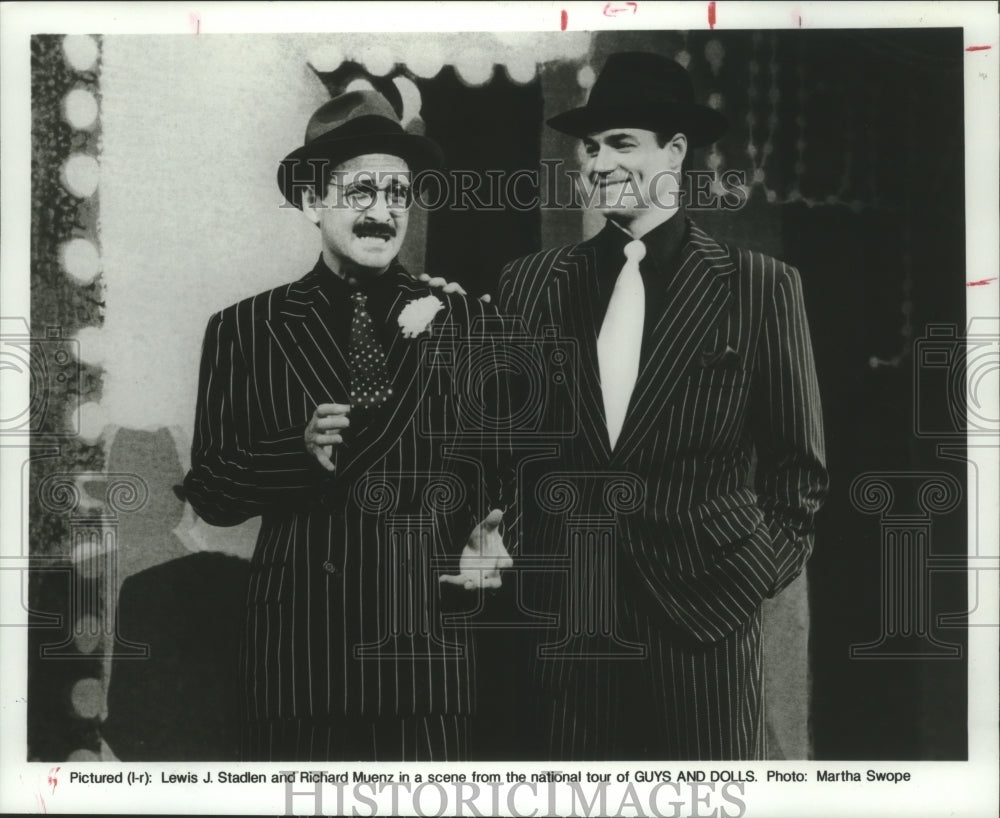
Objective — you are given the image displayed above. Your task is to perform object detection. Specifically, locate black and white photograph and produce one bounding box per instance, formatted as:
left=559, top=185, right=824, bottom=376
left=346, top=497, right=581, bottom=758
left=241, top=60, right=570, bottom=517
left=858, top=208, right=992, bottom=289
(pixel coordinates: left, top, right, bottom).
left=1, top=2, right=997, bottom=816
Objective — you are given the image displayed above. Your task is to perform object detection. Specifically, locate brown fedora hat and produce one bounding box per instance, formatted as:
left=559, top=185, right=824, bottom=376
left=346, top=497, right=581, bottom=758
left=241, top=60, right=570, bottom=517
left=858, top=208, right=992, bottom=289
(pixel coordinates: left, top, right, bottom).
left=277, top=90, right=443, bottom=208
left=548, top=51, right=727, bottom=147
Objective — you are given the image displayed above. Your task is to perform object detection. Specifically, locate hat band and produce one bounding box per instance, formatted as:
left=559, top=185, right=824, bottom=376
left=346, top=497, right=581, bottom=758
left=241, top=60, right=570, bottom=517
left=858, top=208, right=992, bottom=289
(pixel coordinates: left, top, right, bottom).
left=305, top=114, right=406, bottom=151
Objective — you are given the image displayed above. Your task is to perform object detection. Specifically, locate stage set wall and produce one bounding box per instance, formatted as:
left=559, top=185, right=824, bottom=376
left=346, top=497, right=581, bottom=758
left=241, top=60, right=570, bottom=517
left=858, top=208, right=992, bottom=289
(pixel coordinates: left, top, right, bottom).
left=27, top=29, right=967, bottom=763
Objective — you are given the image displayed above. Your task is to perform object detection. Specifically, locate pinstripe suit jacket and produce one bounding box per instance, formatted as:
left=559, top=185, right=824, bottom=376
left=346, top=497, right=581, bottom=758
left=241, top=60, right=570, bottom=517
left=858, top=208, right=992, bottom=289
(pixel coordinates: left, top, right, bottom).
left=183, top=262, right=513, bottom=723
left=498, top=219, right=829, bottom=649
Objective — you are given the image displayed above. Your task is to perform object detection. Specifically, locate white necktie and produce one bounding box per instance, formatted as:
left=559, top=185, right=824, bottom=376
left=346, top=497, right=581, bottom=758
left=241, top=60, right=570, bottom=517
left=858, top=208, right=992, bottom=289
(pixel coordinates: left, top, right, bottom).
left=597, top=239, right=646, bottom=450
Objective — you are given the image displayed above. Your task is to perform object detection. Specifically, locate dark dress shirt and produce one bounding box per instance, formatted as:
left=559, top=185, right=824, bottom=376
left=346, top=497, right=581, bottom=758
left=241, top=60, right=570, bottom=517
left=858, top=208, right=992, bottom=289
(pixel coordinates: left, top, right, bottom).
left=312, top=254, right=409, bottom=350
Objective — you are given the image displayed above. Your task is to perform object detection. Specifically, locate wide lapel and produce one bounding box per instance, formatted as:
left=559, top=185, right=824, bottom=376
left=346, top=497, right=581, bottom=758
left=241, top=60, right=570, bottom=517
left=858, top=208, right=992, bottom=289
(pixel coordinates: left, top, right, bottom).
left=335, top=269, right=438, bottom=479
left=611, top=222, right=736, bottom=464
left=263, top=270, right=351, bottom=405
left=548, top=243, right=613, bottom=464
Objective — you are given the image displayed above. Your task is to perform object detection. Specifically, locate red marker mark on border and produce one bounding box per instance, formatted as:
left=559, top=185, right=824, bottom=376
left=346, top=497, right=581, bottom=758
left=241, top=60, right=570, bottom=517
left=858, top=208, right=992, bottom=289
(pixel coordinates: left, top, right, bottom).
left=708, top=1, right=716, bottom=29
left=604, top=2, right=638, bottom=16
left=967, top=277, right=997, bottom=287
left=560, top=9, right=568, bottom=30
left=966, top=45, right=991, bottom=52
left=189, top=12, right=201, bottom=34
left=47, top=767, right=60, bottom=794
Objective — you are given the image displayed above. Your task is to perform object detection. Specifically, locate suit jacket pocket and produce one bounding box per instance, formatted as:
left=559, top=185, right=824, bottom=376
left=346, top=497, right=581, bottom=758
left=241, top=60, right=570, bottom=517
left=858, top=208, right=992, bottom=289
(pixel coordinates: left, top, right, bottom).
left=247, top=520, right=297, bottom=605
left=669, top=488, right=766, bottom=576
left=684, top=367, right=753, bottom=391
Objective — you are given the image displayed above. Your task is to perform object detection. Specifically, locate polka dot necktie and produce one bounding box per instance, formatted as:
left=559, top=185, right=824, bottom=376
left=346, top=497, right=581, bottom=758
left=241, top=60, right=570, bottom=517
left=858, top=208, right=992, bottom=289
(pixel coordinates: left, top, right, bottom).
left=597, top=238, right=646, bottom=450
left=348, top=291, right=393, bottom=409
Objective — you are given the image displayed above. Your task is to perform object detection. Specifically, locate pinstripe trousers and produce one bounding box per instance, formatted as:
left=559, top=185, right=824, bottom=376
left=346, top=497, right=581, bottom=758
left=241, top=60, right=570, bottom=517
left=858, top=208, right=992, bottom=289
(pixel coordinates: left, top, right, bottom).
left=540, top=608, right=765, bottom=760
left=241, top=715, right=470, bottom=762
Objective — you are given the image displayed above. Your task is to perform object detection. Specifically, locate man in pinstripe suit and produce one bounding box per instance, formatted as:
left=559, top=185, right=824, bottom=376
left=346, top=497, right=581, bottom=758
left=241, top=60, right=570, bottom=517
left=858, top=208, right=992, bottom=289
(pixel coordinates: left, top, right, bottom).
left=498, top=52, right=829, bottom=759
left=182, top=90, right=514, bottom=761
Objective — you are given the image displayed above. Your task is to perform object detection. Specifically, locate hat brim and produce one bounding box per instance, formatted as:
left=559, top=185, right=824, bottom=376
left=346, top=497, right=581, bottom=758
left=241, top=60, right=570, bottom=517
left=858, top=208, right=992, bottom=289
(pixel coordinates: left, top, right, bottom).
left=547, top=102, right=728, bottom=148
left=278, top=131, right=444, bottom=208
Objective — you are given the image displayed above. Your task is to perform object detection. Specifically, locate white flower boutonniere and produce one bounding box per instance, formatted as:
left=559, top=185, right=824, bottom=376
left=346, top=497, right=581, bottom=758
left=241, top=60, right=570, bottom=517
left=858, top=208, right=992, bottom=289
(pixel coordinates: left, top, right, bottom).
left=397, top=295, right=444, bottom=339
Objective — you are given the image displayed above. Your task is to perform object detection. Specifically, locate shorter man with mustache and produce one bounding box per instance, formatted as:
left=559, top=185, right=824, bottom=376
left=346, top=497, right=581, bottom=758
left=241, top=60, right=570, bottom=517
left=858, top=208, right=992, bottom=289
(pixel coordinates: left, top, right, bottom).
left=499, top=52, right=828, bottom=759
left=183, top=91, right=514, bottom=761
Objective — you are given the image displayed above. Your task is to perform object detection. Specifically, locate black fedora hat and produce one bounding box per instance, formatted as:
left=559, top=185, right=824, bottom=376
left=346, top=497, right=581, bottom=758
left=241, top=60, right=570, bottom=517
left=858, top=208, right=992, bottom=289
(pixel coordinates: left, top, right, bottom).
left=548, top=51, right=727, bottom=147
left=277, top=90, right=444, bottom=208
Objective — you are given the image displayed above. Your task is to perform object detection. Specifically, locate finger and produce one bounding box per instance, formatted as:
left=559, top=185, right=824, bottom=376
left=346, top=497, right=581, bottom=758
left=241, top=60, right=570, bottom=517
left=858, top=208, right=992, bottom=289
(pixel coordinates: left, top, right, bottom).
left=428, top=276, right=447, bottom=288
left=313, top=433, right=343, bottom=445
left=439, top=573, right=470, bottom=586
left=482, top=508, right=503, bottom=531
left=418, top=273, right=431, bottom=282
left=315, top=403, right=351, bottom=416
left=443, top=282, right=468, bottom=295
left=314, top=449, right=335, bottom=472
left=317, top=415, right=350, bottom=429
left=481, top=575, right=503, bottom=589
left=479, top=293, right=492, bottom=304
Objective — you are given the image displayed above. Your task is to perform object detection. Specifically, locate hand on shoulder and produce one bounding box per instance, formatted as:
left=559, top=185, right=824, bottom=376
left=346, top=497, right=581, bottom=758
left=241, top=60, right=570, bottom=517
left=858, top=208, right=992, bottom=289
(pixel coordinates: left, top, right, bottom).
left=418, top=272, right=492, bottom=303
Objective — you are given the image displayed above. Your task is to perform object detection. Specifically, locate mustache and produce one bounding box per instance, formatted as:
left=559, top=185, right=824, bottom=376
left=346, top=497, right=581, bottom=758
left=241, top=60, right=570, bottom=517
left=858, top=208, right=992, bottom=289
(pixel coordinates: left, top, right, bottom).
left=353, top=222, right=397, bottom=240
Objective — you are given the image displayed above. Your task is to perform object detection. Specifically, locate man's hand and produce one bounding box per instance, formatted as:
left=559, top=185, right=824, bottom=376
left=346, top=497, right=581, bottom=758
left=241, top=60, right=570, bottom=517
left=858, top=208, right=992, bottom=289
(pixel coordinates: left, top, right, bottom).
left=418, top=273, right=492, bottom=303
left=418, top=272, right=466, bottom=295
left=439, top=509, right=513, bottom=590
left=304, top=403, right=350, bottom=472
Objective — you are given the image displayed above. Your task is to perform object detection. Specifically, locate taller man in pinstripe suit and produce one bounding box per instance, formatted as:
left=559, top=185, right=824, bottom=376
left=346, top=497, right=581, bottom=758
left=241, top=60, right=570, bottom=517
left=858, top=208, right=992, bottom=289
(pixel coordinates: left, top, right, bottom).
left=183, top=90, right=514, bottom=761
left=498, top=52, right=829, bottom=759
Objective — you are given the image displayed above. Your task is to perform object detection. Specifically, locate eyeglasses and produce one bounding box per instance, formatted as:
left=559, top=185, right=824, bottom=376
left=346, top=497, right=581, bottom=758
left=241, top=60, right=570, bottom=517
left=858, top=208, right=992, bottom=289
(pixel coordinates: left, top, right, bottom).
left=327, top=178, right=413, bottom=211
